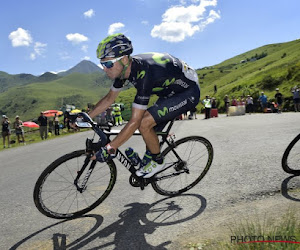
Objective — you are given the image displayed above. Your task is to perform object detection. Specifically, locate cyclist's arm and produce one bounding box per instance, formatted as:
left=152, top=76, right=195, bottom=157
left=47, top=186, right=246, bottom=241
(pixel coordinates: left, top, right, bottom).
left=89, top=89, right=120, bottom=119
left=109, top=107, right=145, bottom=150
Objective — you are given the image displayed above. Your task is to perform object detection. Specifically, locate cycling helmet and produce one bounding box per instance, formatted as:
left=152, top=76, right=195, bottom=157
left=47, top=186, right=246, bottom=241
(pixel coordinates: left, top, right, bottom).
left=97, top=33, right=133, bottom=59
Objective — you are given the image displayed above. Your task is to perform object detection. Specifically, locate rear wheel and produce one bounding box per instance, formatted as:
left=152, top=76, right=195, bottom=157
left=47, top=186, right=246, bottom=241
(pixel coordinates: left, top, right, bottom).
left=151, top=136, right=213, bottom=196
left=33, top=150, right=116, bottom=219
left=282, top=134, right=300, bottom=175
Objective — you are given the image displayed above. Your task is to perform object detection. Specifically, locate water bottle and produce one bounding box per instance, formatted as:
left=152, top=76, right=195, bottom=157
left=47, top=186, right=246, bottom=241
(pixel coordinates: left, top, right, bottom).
left=125, top=147, right=141, bottom=166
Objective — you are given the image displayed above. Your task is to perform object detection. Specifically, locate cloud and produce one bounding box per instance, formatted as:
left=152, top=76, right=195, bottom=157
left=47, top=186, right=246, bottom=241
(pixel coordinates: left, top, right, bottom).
left=30, top=42, right=47, bottom=60
left=141, top=20, right=149, bottom=25
left=59, top=52, right=71, bottom=60
left=66, top=33, right=89, bottom=44
left=81, top=56, right=90, bottom=60
left=84, top=9, right=95, bottom=18
left=151, top=0, right=220, bottom=42
left=8, top=28, right=33, bottom=47
left=81, top=45, right=88, bottom=52
left=108, top=22, right=125, bottom=35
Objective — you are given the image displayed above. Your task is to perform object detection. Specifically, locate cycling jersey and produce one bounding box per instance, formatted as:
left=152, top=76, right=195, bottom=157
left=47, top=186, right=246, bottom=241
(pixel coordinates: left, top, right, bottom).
left=111, top=52, right=200, bottom=110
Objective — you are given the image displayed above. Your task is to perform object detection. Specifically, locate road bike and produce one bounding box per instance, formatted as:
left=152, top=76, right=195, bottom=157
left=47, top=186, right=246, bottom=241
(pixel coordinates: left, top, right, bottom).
left=282, top=133, right=300, bottom=175
left=33, top=112, right=213, bottom=219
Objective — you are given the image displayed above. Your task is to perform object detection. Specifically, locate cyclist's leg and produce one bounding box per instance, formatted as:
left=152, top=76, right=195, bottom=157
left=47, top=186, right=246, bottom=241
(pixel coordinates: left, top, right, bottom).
left=141, top=84, right=200, bottom=151
left=139, top=112, right=160, bottom=154
left=137, top=85, right=200, bottom=178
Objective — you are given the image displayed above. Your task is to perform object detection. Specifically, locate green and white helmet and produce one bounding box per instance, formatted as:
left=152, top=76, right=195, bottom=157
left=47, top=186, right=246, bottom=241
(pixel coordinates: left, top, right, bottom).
left=97, top=33, right=133, bottom=59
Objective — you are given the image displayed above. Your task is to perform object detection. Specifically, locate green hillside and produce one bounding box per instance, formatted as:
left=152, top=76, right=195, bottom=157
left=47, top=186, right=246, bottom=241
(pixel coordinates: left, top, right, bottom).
left=117, top=39, right=300, bottom=118
left=196, top=39, right=300, bottom=111
left=0, top=72, right=111, bottom=120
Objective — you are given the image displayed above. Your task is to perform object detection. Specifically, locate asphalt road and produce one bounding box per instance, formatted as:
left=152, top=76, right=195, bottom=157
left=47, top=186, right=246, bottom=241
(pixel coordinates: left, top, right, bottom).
left=1, top=112, right=300, bottom=249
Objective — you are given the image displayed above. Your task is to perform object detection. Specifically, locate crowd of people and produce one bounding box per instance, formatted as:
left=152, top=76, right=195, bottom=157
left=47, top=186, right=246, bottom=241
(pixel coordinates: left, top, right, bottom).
left=1, top=86, right=299, bottom=149
left=220, top=87, right=295, bottom=115
left=96, top=104, right=124, bottom=126
left=1, top=103, right=127, bottom=149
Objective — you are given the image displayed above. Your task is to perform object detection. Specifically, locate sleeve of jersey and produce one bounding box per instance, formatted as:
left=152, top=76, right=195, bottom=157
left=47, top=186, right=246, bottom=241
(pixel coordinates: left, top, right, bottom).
left=133, top=88, right=151, bottom=110
left=111, top=78, right=124, bottom=92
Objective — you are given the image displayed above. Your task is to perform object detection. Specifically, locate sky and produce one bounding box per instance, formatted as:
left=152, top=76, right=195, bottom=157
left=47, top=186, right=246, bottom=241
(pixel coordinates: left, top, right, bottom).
left=1, top=0, right=300, bottom=76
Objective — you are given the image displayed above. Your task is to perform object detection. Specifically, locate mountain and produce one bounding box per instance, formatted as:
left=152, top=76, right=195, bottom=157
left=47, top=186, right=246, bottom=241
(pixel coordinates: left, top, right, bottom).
left=0, top=60, right=101, bottom=93
left=0, top=71, right=37, bottom=93
left=58, top=60, right=103, bottom=76
left=0, top=71, right=112, bottom=121
left=38, top=72, right=60, bottom=82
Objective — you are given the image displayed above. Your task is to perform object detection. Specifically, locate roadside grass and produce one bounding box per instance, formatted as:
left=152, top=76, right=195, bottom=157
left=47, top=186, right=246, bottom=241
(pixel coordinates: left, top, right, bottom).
left=0, top=126, right=87, bottom=151
left=186, top=209, right=300, bottom=250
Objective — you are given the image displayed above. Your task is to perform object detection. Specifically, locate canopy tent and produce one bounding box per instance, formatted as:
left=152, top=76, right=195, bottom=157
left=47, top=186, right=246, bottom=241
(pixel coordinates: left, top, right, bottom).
left=43, top=110, right=63, bottom=117
left=23, top=121, right=39, bottom=128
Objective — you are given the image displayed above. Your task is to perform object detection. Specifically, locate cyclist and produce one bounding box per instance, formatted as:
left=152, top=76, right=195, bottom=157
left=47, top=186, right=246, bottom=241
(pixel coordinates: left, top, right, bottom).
left=89, top=33, right=200, bottom=178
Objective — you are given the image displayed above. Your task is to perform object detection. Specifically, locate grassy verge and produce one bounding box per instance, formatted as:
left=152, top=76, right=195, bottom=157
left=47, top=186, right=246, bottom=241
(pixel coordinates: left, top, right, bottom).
left=0, top=127, right=87, bottom=151
left=186, top=209, right=300, bottom=250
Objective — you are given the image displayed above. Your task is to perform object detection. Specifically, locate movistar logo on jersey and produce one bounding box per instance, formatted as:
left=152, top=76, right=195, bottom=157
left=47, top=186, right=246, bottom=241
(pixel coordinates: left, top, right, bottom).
left=169, top=99, right=187, bottom=112
left=152, top=53, right=170, bottom=65
left=152, top=78, right=176, bottom=92
left=163, top=78, right=175, bottom=87
left=137, top=70, right=146, bottom=79
left=157, top=107, right=169, bottom=117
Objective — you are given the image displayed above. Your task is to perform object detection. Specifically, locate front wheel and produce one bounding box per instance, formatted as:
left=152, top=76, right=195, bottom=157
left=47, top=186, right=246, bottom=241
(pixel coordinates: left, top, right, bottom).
left=151, top=136, right=213, bottom=196
left=33, top=150, right=117, bottom=219
left=282, top=134, right=300, bottom=175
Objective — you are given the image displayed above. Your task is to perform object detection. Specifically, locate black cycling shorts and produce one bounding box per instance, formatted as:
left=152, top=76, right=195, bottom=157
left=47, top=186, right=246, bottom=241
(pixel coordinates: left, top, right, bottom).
left=148, top=84, right=200, bottom=126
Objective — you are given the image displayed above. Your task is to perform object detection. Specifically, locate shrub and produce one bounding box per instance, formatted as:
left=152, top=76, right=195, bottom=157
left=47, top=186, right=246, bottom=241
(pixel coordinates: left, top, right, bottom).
left=258, top=75, right=284, bottom=90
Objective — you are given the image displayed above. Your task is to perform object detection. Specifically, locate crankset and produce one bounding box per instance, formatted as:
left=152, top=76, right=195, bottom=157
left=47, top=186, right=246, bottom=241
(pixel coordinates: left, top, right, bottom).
left=129, top=174, right=151, bottom=190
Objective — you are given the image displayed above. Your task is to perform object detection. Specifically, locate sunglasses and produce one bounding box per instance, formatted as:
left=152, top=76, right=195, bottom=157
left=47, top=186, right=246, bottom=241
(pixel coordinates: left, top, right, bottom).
left=100, top=56, right=124, bottom=69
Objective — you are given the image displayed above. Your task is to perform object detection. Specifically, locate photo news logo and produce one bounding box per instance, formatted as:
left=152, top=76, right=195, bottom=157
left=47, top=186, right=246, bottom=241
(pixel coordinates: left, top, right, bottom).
left=231, top=235, right=300, bottom=244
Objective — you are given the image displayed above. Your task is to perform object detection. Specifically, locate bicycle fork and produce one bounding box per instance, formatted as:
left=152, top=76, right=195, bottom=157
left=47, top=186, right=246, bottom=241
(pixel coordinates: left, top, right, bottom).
left=74, top=154, right=96, bottom=193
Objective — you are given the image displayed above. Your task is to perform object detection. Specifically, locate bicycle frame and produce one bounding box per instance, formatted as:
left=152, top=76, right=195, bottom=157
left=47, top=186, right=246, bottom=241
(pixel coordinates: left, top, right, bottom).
left=74, top=112, right=181, bottom=191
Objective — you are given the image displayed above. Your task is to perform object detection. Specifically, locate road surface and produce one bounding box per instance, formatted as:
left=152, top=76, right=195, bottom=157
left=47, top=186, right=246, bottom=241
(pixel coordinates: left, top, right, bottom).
left=1, top=113, right=300, bottom=249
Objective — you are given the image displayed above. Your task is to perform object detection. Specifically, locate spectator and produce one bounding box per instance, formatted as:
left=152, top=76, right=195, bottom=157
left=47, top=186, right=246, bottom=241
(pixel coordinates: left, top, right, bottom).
left=113, top=104, right=123, bottom=126
left=258, top=92, right=268, bottom=111
left=238, top=96, right=245, bottom=106
left=2, top=115, right=11, bottom=148
left=246, top=95, right=254, bottom=114
left=48, top=117, right=53, bottom=134
left=292, top=88, right=300, bottom=112
left=224, top=95, right=230, bottom=116
left=100, top=111, right=107, bottom=124
left=211, top=97, right=217, bottom=108
left=54, top=114, right=60, bottom=135
left=106, top=107, right=113, bottom=124
left=231, top=97, right=238, bottom=106
left=13, top=115, right=25, bottom=145
left=202, top=95, right=211, bottom=119
left=192, top=106, right=197, bottom=119
left=38, top=112, right=48, bottom=140
left=214, top=84, right=217, bottom=94
left=275, top=88, right=283, bottom=113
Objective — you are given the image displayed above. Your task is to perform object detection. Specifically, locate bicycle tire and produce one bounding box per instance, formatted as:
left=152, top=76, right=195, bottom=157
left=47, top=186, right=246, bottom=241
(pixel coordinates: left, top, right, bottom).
left=151, top=136, right=213, bottom=196
left=282, top=134, right=300, bottom=175
left=33, top=150, right=117, bottom=219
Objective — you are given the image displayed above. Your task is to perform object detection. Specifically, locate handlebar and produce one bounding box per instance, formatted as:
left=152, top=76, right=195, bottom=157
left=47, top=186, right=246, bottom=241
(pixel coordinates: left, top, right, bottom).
left=76, top=112, right=108, bottom=147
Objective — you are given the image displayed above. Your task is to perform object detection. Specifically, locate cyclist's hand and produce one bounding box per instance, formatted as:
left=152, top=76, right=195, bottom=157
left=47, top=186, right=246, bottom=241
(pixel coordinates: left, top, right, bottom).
left=94, top=146, right=116, bottom=162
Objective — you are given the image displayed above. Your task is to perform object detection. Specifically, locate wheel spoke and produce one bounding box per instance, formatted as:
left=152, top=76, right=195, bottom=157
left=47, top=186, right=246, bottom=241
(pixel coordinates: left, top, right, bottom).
left=34, top=151, right=116, bottom=219
left=152, top=137, right=213, bottom=196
